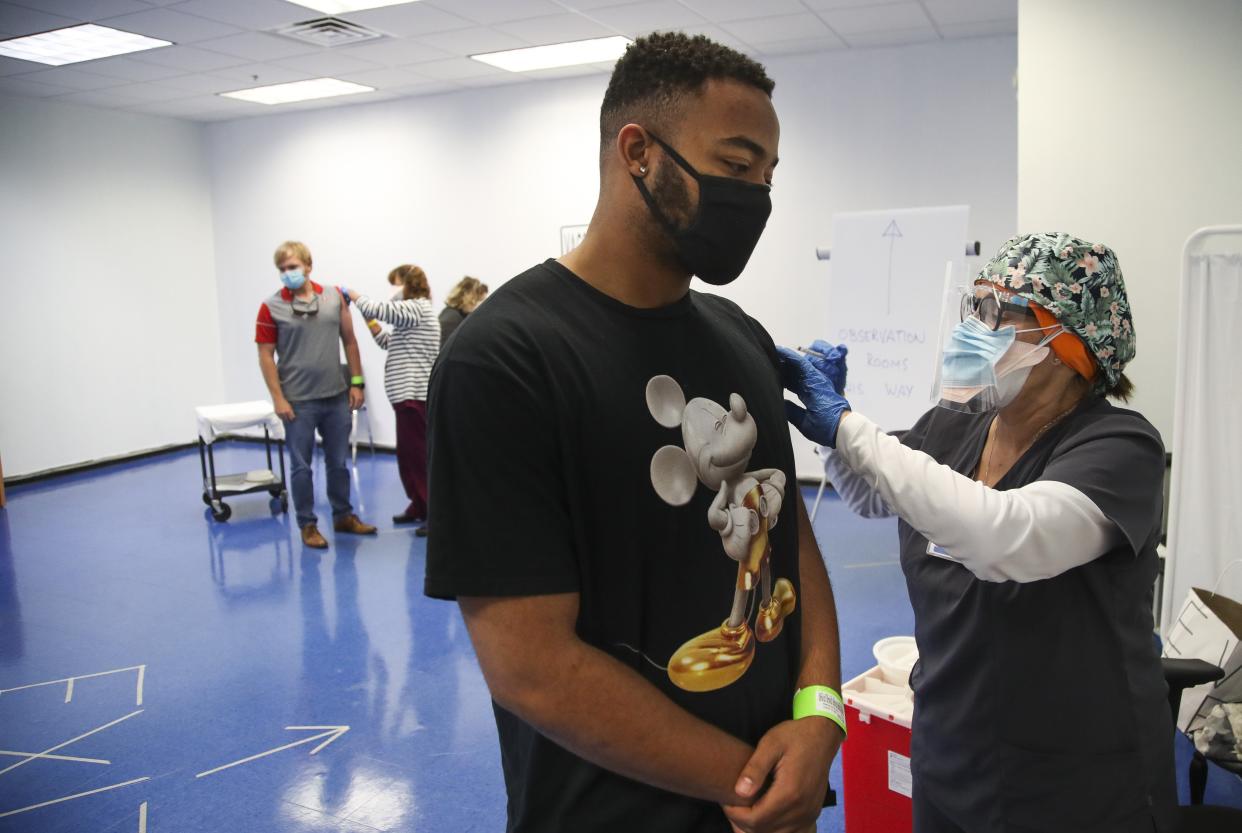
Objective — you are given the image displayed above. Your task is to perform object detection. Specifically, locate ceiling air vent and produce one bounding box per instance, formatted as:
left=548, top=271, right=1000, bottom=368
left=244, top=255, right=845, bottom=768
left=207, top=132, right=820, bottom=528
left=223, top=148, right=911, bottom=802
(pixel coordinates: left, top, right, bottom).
left=275, top=17, right=384, bottom=48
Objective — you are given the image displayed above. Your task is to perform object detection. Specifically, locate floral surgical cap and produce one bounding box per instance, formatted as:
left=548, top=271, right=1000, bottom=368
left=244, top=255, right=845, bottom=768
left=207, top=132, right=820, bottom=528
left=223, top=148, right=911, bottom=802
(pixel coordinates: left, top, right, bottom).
left=977, top=232, right=1134, bottom=391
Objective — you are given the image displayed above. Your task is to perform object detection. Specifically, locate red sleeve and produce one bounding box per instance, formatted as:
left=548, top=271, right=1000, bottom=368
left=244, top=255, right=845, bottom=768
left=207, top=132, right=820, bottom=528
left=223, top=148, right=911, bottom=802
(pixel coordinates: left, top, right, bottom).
left=255, top=302, right=277, bottom=344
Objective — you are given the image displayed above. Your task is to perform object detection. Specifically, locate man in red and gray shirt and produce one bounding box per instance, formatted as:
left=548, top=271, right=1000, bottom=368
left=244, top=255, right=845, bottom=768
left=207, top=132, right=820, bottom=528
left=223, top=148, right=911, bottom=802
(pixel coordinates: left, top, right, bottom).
left=256, top=240, right=376, bottom=548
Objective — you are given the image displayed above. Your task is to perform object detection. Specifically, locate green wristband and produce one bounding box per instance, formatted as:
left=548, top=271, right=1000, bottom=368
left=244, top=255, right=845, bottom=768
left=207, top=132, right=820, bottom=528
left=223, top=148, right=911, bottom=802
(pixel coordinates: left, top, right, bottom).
left=793, top=685, right=847, bottom=737
left=350, top=375, right=364, bottom=386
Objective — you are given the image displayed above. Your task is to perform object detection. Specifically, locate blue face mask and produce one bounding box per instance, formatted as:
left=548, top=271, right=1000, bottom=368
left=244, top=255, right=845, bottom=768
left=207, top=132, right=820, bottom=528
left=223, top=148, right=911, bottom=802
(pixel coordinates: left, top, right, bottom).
left=938, top=316, right=1016, bottom=411
left=281, top=269, right=306, bottom=290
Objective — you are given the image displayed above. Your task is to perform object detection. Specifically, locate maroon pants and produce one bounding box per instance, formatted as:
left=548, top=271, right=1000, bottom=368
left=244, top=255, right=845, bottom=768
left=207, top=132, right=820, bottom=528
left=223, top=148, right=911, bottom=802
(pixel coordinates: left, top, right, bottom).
left=394, top=400, right=428, bottom=518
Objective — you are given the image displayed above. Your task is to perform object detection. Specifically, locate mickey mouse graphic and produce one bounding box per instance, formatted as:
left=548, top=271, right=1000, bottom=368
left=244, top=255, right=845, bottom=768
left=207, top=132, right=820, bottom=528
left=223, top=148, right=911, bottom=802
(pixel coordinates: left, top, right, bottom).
left=645, top=375, right=796, bottom=693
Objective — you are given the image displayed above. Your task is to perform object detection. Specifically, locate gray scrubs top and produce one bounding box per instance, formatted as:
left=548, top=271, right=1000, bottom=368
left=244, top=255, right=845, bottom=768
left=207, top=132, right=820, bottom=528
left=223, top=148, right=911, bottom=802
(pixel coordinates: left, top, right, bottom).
left=899, top=396, right=1177, bottom=833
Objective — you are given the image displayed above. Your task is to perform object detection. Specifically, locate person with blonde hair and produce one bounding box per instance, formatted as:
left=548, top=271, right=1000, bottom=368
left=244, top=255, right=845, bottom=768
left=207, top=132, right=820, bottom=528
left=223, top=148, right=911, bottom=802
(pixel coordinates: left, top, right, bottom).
left=438, top=276, right=488, bottom=347
left=342, top=265, right=440, bottom=532
left=255, top=240, right=376, bottom=549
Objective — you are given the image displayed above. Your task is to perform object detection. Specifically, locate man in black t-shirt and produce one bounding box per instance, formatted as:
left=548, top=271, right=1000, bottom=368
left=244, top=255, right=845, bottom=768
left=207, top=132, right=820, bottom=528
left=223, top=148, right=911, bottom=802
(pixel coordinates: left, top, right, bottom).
left=425, top=33, right=845, bottom=833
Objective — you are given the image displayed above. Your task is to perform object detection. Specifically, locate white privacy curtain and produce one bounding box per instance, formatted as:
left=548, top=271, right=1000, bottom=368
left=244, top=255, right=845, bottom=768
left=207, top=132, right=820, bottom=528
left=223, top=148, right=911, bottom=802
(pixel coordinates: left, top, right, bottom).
left=1162, top=252, right=1242, bottom=632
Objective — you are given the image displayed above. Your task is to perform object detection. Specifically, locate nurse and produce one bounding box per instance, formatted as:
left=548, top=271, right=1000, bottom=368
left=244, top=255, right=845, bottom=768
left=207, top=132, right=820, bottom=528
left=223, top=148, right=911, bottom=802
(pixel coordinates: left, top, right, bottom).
left=779, top=233, right=1177, bottom=833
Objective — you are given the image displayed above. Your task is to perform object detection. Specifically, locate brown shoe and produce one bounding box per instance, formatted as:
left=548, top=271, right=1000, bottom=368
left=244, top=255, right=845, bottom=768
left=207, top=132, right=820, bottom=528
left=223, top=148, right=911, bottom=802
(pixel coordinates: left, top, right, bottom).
left=334, top=514, right=377, bottom=535
left=301, top=524, right=329, bottom=549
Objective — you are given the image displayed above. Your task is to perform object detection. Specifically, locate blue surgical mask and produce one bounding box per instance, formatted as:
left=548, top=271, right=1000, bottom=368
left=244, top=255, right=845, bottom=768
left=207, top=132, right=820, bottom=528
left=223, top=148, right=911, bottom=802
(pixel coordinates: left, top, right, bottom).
left=938, top=316, right=1016, bottom=412
left=281, top=269, right=306, bottom=290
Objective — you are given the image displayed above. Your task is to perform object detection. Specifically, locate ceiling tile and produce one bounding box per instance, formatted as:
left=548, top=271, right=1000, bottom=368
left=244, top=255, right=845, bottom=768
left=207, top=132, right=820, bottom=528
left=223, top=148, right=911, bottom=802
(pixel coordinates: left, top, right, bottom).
left=166, top=0, right=306, bottom=30
left=127, top=93, right=258, bottom=119
left=74, top=54, right=188, bottom=81
left=585, top=2, right=706, bottom=35
left=192, top=31, right=320, bottom=61
left=417, top=25, right=527, bottom=55
left=126, top=44, right=249, bottom=71
left=494, top=13, right=616, bottom=45
left=272, top=50, right=384, bottom=75
left=937, top=19, right=1015, bottom=38
left=521, top=63, right=609, bottom=80
left=723, top=13, right=833, bottom=45
left=99, top=8, right=243, bottom=43
left=333, top=37, right=450, bottom=66
left=0, top=74, right=78, bottom=95
left=679, top=0, right=806, bottom=23
left=35, top=0, right=151, bottom=19
left=55, top=87, right=148, bottom=107
left=558, top=0, right=646, bottom=9
left=209, top=62, right=315, bottom=85
left=404, top=55, right=504, bottom=80
left=155, top=72, right=241, bottom=94
left=756, top=35, right=848, bottom=56
left=0, top=3, right=79, bottom=36
left=452, top=71, right=527, bottom=89
left=17, top=65, right=126, bottom=90
left=802, top=0, right=909, bottom=9
left=922, top=0, right=1016, bottom=26
left=104, top=79, right=202, bottom=100
left=334, top=65, right=438, bottom=90
left=341, top=3, right=473, bottom=38
left=843, top=27, right=940, bottom=47
left=0, top=53, right=41, bottom=75
left=673, top=23, right=754, bottom=53
left=423, top=0, right=564, bottom=25
left=817, top=2, right=933, bottom=35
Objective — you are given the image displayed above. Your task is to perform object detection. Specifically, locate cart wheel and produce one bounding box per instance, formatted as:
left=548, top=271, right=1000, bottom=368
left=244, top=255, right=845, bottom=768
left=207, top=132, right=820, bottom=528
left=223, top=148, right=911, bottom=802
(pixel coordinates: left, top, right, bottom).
left=211, top=502, right=232, bottom=522
left=279, top=493, right=288, bottom=513
left=202, top=491, right=213, bottom=506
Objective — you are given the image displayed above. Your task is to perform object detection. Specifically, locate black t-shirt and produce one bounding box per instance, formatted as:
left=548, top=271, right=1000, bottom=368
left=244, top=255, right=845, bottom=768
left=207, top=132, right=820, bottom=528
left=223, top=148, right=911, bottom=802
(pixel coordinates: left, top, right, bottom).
left=899, top=398, right=1177, bottom=833
left=425, top=260, right=803, bottom=832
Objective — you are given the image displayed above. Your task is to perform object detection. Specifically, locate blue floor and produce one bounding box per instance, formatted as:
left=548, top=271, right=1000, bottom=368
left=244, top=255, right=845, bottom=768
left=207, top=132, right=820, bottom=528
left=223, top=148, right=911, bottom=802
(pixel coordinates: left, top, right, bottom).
left=0, top=446, right=1238, bottom=832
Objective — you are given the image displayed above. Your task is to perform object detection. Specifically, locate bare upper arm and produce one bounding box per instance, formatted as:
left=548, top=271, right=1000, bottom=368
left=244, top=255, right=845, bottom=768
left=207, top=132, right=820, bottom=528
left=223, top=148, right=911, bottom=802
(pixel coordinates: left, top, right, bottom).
left=258, top=342, right=276, bottom=360
left=458, top=593, right=580, bottom=698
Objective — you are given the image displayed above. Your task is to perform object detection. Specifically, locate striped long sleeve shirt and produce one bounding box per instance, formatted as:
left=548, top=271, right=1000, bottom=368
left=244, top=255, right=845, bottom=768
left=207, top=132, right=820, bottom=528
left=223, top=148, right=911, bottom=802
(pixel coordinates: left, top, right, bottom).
left=354, top=294, right=440, bottom=404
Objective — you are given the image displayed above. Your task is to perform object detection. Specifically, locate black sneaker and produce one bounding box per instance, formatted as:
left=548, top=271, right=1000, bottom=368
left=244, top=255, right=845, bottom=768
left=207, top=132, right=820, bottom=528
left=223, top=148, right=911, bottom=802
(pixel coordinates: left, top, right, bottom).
left=393, top=512, right=423, bottom=525
left=415, top=525, right=429, bottom=537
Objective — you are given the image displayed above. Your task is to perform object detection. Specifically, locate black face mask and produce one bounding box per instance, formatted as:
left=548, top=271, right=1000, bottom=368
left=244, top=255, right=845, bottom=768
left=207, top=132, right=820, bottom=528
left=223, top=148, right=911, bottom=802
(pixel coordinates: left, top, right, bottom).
left=632, top=132, right=772, bottom=286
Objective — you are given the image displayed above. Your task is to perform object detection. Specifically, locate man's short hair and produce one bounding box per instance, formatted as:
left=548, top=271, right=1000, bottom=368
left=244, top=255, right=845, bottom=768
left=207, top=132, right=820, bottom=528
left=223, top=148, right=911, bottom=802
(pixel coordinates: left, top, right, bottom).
left=599, top=32, right=774, bottom=154
left=274, top=240, right=312, bottom=268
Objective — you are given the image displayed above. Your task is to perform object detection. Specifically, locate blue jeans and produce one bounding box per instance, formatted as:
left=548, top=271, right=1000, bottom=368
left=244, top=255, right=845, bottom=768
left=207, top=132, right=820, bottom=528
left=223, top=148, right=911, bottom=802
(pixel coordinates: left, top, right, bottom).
left=283, top=392, right=353, bottom=529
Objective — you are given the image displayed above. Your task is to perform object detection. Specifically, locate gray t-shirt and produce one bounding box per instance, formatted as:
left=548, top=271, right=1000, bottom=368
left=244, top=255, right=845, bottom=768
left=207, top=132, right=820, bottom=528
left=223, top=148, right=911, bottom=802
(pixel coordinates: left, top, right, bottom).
left=258, top=283, right=348, bottom=402
left=899, top=396, right=1177, bottom=833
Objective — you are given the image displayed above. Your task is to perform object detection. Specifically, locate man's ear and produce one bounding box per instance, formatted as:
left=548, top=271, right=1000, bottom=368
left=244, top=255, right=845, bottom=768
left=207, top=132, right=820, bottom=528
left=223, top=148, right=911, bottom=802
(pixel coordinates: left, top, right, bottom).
left=617, top=123, right=653, bottom=179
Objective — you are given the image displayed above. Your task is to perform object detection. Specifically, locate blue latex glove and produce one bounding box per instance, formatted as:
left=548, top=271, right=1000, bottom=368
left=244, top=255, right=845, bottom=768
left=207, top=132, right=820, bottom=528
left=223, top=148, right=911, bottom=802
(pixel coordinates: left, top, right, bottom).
left=805, top=340, right=848, bottom=395
left=777, top=345, right=852, bottom=448
left=338, top=286, right=352, bottom=306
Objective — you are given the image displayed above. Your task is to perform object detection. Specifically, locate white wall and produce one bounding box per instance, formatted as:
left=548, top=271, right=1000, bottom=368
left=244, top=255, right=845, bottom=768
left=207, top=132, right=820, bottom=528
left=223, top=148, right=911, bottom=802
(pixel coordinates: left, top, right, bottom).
left=1017, top=0, right=1242, bottom=444
left=0, top=94, right=223, bottom=478
left=208, top=36, right=1017, bottom=479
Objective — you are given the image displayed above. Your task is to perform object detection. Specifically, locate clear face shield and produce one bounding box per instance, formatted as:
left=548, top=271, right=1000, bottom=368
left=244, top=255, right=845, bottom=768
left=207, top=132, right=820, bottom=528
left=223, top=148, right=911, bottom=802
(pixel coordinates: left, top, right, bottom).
left=935, top=284, right=1065, bottom=413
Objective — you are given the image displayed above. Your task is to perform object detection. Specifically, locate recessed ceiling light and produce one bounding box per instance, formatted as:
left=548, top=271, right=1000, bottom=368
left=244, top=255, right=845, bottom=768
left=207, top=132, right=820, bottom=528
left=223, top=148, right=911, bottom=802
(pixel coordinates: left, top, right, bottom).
left=220, top=77, right=375, bottom=105
left=0, top=24, right=170, bottom=66
left=472, top=36, right=631, bottom=73
left=286, top=0, right=423, bottom=13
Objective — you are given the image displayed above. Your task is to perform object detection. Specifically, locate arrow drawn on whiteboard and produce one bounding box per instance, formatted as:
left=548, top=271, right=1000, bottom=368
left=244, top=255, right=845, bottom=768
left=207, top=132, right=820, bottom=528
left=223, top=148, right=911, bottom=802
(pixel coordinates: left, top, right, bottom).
left=195, top=725, right=349, bottom=778
left=882, top=220, right=903, bottom=315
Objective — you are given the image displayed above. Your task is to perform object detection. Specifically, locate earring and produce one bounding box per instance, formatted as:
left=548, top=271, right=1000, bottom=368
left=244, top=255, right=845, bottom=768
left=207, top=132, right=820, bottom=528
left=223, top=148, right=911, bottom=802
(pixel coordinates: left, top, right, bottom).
left=639, top=165, right=647, bottom=175
left=1052, top=356, right=1063, bottom=365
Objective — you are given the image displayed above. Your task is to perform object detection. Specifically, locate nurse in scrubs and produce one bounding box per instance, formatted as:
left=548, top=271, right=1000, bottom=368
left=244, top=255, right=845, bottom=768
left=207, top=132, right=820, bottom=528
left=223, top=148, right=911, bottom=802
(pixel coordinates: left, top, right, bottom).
left=779, top=233, right=1177, bottom=833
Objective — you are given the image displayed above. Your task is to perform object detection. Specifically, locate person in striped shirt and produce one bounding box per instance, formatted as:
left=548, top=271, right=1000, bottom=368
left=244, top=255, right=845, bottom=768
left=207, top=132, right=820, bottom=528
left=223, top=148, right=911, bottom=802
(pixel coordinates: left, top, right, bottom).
left=342, top=265, right=440, bottom=534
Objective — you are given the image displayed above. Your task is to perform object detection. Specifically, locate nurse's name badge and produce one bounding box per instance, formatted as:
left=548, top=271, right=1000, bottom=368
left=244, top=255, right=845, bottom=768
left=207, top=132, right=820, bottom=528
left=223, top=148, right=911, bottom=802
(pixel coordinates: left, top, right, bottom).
left=926, top=541, right=961, bottom=563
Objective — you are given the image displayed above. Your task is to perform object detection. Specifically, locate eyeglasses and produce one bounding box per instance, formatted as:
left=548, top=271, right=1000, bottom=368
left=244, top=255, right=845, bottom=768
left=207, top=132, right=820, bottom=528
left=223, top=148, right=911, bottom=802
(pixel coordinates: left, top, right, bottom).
left=291, top=294, right=319, bottom=317
left=960, top=284, right=1034, bottom=331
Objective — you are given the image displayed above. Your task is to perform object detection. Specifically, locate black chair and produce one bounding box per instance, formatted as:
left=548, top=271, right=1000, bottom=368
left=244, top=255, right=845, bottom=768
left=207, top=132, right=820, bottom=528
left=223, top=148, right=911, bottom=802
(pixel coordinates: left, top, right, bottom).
left=1161, top=658, right=1242, bottom=831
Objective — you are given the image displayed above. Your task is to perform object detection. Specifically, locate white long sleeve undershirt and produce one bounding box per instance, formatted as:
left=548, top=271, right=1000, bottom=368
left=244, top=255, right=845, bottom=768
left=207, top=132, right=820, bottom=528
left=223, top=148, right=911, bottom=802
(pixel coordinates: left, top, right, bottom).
left=829, top=412, right=1120, bottom=583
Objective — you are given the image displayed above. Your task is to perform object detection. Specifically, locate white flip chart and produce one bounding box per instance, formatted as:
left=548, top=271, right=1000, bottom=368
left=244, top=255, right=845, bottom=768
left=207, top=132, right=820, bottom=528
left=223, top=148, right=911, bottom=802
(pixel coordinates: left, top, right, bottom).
left=826, top=205, right=971, bottom=431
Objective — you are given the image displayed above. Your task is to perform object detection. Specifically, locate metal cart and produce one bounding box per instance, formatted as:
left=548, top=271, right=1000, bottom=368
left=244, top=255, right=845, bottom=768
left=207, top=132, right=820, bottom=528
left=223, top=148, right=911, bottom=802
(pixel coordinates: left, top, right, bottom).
left=195, top=401, right=288, bottom=522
